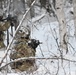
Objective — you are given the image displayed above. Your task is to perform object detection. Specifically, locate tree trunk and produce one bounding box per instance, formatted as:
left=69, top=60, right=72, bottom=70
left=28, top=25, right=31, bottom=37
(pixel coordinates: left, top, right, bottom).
left=56, top=0, right=68, bottom=53
left=73, top=0, right=76, bottom=39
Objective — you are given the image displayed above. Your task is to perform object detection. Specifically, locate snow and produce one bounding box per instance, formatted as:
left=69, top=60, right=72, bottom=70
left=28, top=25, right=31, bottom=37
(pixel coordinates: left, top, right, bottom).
left=7, top=73, right=18, bottom=75
left=0, top=1, right=76, bottom=75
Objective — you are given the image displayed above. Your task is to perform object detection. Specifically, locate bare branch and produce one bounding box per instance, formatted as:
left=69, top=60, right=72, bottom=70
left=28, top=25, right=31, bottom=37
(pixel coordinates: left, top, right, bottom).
left=0, top=56, right=76, bottom=70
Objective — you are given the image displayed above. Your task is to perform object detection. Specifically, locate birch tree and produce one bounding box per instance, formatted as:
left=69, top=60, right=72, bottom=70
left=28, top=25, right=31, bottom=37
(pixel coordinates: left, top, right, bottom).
left=73, top=0, right=76, bottom=39
left=56, top=0, right=68, bottom=53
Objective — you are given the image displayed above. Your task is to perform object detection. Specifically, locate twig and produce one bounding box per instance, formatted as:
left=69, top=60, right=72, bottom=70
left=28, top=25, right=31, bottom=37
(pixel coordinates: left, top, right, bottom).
left=62, top=64, right=66, bottom=75
left=26, top=18, right=39, bottom=30
left=32, top=13, right=45, bottom=23
left=38, top=60, right=52, bottom=75
left=68, top=42, right=76, bottom=55
left=56, top=60, right=59, bottom=75
left=54, top=29, right=64, bottom=66
left=47, top=14, right=63, bottom=63
left=39, top=45, right=44, bottom=57
left=68, top=61, right=71, bottom=75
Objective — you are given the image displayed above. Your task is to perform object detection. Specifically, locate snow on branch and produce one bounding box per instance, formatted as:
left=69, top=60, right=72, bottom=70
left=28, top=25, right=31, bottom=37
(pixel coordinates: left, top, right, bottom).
left=0, top=0, right=37, bottom=66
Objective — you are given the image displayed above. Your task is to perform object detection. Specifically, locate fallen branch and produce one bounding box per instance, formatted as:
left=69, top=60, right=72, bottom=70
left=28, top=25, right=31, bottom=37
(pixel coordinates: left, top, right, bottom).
left=0, top=56, right=76, bottom=70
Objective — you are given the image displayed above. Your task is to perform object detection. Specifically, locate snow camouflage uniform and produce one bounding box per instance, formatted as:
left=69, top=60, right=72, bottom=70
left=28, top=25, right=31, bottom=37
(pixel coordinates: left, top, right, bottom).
left=0, top=16, right=10, bottom=49
left=10, top=26, right=37, bottom=72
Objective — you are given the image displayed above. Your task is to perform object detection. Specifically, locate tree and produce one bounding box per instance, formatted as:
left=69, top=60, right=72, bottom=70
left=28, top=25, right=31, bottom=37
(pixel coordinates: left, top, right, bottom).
left=55, top=0, right=68, bottom=53
left=73, top=0, right=76, bottom=39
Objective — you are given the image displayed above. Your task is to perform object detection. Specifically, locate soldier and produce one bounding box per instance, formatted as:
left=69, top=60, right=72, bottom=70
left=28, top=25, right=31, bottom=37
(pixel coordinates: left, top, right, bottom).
left=0, top=12, right=10, bottom=49
left=10, top=26, right=40, bottom=72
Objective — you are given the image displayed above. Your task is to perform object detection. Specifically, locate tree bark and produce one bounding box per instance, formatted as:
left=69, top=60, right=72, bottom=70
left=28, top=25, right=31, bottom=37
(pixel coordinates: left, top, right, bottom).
left=73, top=0, right=76, bottom=39
left=56, top=0, right=68, bottom=53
